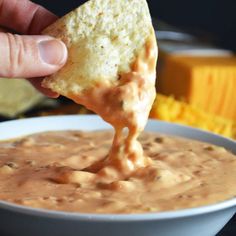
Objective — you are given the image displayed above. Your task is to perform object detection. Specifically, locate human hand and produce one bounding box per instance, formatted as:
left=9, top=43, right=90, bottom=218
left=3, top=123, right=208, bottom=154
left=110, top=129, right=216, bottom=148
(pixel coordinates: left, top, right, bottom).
left=0, top=0, right=68, bottom=97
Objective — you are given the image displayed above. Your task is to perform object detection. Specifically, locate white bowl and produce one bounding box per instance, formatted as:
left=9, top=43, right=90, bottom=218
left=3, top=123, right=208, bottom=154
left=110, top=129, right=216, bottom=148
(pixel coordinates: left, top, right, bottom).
left=0, top=115, right=235, bottom=236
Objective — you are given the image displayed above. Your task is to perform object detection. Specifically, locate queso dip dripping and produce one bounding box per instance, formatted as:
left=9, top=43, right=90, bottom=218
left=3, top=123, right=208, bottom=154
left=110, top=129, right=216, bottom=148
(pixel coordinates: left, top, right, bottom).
left=0, top=130, right=235, bottom=214
left=67, top=29, right=157, bottom=179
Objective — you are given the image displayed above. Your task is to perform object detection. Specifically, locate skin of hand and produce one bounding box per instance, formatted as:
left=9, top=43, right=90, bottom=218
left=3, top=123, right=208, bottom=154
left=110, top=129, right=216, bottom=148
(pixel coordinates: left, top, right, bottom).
left=0, top=0, right=68, bottom=97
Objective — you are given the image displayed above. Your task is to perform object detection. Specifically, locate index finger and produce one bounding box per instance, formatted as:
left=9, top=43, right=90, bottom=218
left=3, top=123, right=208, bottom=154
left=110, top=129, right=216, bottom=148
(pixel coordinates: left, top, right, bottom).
left=0, top=0, right=57, bottom=34
left=27, top=78, right=59, bottom=98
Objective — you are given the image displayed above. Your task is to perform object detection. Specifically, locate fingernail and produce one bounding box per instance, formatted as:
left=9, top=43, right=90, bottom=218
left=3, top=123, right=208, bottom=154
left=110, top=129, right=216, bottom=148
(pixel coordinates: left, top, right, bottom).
left=38, top=39, right=67, bottom=65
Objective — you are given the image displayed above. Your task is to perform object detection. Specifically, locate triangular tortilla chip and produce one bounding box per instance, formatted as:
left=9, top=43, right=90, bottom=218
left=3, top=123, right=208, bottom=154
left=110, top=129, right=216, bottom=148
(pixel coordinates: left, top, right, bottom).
left=42, top=0, right=158, bottom=175
left=42, top=0, right=155, bottom=97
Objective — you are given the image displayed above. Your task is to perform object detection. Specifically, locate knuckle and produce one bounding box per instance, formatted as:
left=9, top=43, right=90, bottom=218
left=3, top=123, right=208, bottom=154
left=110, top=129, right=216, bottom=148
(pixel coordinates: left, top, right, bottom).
left=4, top=33, right=28, bottom=77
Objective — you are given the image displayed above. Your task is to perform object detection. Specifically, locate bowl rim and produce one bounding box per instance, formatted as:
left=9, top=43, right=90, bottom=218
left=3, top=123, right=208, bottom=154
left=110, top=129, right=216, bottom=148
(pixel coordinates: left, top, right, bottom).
left=0, top=196, right=236, bottom=222
left=0, top=115, right=235, bottom=222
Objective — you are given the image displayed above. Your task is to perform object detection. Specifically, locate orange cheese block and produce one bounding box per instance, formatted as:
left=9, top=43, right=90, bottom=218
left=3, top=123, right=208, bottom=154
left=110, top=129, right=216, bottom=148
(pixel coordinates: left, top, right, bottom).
left=157, top=54, right=236, bottom=120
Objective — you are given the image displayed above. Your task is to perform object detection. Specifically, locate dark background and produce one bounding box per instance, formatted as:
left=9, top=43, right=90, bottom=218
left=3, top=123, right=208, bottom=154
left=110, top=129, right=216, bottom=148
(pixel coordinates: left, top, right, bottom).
left=33, top=0, right=236, bottom=51
left=29, top=1, right=236, bottom=235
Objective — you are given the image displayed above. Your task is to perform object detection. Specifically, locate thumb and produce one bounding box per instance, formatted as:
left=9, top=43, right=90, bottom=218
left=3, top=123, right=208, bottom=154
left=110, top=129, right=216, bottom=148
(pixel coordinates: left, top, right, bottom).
left=0, top=33, right=67, bottom=78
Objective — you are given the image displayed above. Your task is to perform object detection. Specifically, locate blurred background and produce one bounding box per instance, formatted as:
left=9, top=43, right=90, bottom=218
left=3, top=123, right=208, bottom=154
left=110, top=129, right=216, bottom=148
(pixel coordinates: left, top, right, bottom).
left=1, top=0, right=235, bottom=140
left=0, top=1, right=235, bottom=234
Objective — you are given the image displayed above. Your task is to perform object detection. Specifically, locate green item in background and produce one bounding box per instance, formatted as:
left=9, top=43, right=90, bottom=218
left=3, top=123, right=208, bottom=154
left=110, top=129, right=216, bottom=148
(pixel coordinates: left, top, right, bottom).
left=0, top=79, right=44, bottom=118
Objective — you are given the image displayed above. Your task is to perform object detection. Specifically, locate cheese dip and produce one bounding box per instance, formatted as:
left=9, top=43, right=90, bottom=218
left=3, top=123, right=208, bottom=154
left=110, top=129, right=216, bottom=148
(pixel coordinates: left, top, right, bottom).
left=0, top=130, right=235, bottom=214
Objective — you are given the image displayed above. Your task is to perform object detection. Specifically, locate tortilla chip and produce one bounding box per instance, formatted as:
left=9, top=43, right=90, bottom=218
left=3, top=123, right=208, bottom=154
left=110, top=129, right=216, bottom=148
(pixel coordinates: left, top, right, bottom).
left=0, top=79, right=44, bottom=118
left=42, top=0, right=154, bottom=97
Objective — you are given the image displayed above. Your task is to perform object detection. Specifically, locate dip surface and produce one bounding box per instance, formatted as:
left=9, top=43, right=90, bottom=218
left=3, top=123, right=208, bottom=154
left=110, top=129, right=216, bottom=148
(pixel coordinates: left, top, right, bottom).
left=0, top=130, right=235, bottom=214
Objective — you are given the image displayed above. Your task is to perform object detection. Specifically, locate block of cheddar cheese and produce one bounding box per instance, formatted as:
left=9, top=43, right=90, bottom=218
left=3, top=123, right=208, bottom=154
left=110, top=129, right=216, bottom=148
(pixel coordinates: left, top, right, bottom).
left=157, top=54, right=236, bottom=120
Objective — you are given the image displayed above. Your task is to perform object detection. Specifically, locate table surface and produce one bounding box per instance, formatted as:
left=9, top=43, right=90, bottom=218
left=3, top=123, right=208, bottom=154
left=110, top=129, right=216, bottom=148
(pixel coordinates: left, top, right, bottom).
left=217, top=214, right=236, bottom=236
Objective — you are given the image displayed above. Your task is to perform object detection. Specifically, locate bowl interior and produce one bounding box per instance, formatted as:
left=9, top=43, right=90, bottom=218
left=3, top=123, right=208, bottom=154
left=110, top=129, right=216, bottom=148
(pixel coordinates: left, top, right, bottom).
left=0, top=114, right=235, bottom=221
left=1, top=115, right=235, bottom=154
